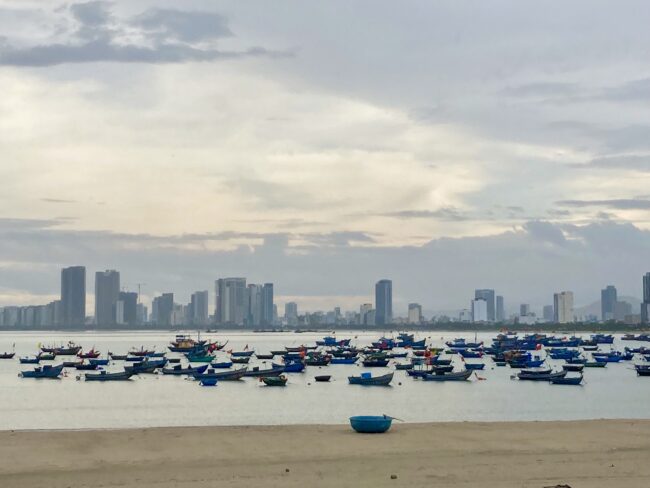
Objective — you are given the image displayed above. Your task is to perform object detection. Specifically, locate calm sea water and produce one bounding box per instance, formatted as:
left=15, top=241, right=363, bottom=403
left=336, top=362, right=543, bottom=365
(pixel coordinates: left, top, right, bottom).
left=0, top=330, right=648, bottom=430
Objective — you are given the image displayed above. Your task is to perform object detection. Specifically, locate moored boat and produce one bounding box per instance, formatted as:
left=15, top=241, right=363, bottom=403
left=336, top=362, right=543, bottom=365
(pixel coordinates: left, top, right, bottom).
left=550, top=374, right=583, bottom=385
left=161, top=364, right=209, bottom=375
left=193, top=367, right=247, bottom=381
left=349, top=415, right=393, bottom=433
left=244, top=365, right=285, bottom=377
left=348, top=372, right=394, bottom=386
left=84, top=370, right=134, bottom=381
left=422, top=369, right=473, bottom=382
left=0, top=352, right=15, bottom=359
left=262, top=375, right=288, bottom=387
left=21, top=364, right=64, bottom=378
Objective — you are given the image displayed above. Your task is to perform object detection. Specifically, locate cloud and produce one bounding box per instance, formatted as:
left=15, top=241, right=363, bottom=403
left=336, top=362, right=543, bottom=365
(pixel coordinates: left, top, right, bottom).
left=598, top=78, right=650, bottom=103
left=556, top=198, right=650, bottom=210
left=0, top=2, right=287, bottom=66
left=382, top=207, right=469, bottom=221
left=41, top=198, right=76, bottom=204
left=572, top=155, right=650, bottom=172
left=501, top=82, right=581, bottom=99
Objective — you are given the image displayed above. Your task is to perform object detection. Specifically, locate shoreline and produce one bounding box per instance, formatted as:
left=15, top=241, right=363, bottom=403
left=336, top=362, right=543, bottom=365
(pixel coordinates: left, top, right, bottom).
left=2, top=419, right=650, bottom=487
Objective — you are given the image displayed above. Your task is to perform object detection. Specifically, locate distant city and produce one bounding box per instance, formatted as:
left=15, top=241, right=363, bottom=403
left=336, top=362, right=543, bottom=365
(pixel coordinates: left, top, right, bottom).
left=0, top=267, right=649, bottom=328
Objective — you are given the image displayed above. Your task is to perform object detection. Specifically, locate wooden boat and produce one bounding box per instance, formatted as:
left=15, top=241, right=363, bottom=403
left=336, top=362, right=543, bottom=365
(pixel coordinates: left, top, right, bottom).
left=465, top=363, right=485, bottom=370
left=394, top=363, right=413, bottom=370
left=562, top=364, right=584, bottom=372
left=274, top=359, right=305, bottom=373
left=42, top=342, right=81, bottom=355
left=89, top=358, right=109, bottom=366
left=231, top=350, right=255, bottom=357
left=62, top=360, right=82, bottom=367
left=270, top=350, right=286, bottom=356
left=330, top=357, right=357, bottom=365
left=348, top=372, right=394, bottom=386
left=305, top=357, right=331, bottom=366
left=262, top=375, right=287, bottom=386
left=210, top=361, right=233, bottom=369
left=314, top=375, right=331, bottom=382
left=161, top=364, right=209, bottom=375
left=168, top=335, right=207, bottom=353
left=125, top=358, right=167, bottom=374
left=231, top=356, right=250, bottom=364
left=38, top=352, right=56, bottom=361
left=0, top=352, right=15, bottom=359
left=349, top=415, right=392, bottom=433
left=422, top=369, right=473, bottom=382
left=193, top=368, right=247, bottom=381
left=184, top=353, right=215, bottom=363
left=361, top=358, right=390, bottom=367
left=244, top=365, right=286, bottom=377
left=109, top=353, right=128, bottom=360
left=518, top=369, right=567, bottom=381
left=84, top=370, right=134, bottom=381
left=635, top=364, right=650, bottom=376
left=584, top=361, right=606, bottom=368
left=77, top=349, right=100, bottom=359
left=21, top=364, right=64, bottom=378
left=255, top=354, right=274, bottom=360
left=129, top=347, right=156, bottom=357
left=75, top=362, right=98, bottom=370
left=199, top=377, right=218, bottom=386
left=19, top=356, right=40, bottom=364
left=551, top=374, right=583, bottom=385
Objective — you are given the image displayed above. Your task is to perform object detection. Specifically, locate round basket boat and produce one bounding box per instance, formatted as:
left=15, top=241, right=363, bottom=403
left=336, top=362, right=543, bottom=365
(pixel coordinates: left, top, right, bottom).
left=349, top=415, right=393, bottom=434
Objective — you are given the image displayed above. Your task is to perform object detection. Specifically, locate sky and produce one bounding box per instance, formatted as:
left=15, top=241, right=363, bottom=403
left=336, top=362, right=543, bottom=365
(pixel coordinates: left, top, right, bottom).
left=0, top=0, right=649, bottom=316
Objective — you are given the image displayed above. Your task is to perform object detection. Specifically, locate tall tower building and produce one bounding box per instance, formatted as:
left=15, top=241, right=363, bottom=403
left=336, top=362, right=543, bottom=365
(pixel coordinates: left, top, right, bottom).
left=471, top=298, right=488, bottom=322
left=285, top=302, right=298, bottom=326
left=375, top=280, right=393, bottom=326
left=246, top=284, right=262, bottom=325
left=475, top=289, right=496, bottom=322
left=553, top=291, right=574, bottom=324
left=118, top=291, right=138, bottom=326
left=408, top=303, right=422, bottom=324
left=496, top=295, right=505, bottom=322
left=190, top=290, right=209, bottom=326
left=215, top=278, right=247, bottom=325
left=642, top=273, right=650, bottom=324
left=601, top=285, right=617, bottom=322
left=61, top=266, right=86, bottom=326
left=95, top=270, right=120, bottom=325
left=261, top=283, right=274, bottom=326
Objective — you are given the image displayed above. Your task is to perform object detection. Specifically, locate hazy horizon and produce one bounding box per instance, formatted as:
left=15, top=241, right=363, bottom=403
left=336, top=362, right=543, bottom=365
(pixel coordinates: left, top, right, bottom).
left=1, top=1, right=649, bottom=313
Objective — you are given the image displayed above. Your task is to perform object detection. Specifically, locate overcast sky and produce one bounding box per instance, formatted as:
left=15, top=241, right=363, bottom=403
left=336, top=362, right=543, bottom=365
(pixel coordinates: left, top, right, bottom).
left=0, top=1, right=649, bottom=315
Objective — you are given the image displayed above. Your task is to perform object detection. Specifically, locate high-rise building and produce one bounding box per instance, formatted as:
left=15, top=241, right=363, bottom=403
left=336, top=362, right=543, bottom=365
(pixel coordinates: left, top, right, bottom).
left=285, top=302, right=298, bottom=326
left=95, top=270, right=120, bottom=325
left=246, top=284, right=262, bottom=325
left=642, top=273, right=650, bottom=324
left=553, top=291, right=574, bottom=324
left=360, top=303, right=374, bottom=326
left=118, top=291, right=138, bottom=326
left=496, top=295, right=505, bottom=322
left=471, top=298, right=488, bottom=323
left=61, top=266, right=86, bottom=326
left=408, top=303, right=422, bottom=324
left=542, top=305, right=554, bottom=322
left=190, top=290, right=209, bottom=326
left=215, top=278, right=247, bottom=325
left=152, top=293, right=174, bottom=326
left=375, top=280, right=393, bottom=326
left=601, top=285, right=617, bottom=322
left=474, top=289, right=495, bottom=322
left=261, top=283, right=274, bottom=326
left=520, top=304, right=531, bottom=316
left=136, top=303, right=148, bottom=324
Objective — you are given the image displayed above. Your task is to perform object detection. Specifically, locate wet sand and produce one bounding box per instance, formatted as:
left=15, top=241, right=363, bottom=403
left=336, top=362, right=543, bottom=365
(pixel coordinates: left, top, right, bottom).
left=1, top=420, right=649, bottom=487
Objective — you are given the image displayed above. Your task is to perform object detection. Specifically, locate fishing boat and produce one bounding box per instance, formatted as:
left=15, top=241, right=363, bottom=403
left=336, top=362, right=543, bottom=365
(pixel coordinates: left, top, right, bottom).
left=550, top=374, right=583, bottom=385
left=231, top=350, right=255, bottom=357
left=273, top=359, right=305, bottom=373
left=562, top=364, right=585, bottom=372
left=84, top=370, right=134, bottom=381
left=231, top=356, right=251, bottom=364
left=109, top=353, right=128, bottom=360
left=270, top=350, right=286, bottom=356
left=495, top=361, right=507, bottom=366
left=210, top=361, right=233, bottom=369
left=422, top=369, right=473, bottom=382
left=38, top=352, right=56, bottom=361
left=0, top=352, right=15, bottom=359
left=19, top=356, right=40, bottom=364
left=75, top=362, right=98, bottom=370
left=168, top=335, right=207, bottom=353
left=244, top=365, right=286, bottom=377
left=635, top=364, right=650, bottom=376
left=161, top=364, right=209, bottom=375
left=62, top=360, right=82, bottom=367
left=361, top=357, right=390, bottom=367
left=349, top=415, right=393, bottom=433
left=89, top=358, right=109, bottom=366
left=193, top=368, right=247, bottom=381
left=330, top=357, right=357, bottom=365
left=184, top=353, right=215, bottom=363
left=128, top=347, right=156, bottom=357
left=41, top=342, right=82, bottom=356
left=21, top=364, right=64, bottom=378
left=125, top=358, right=167, bottom=374
left=199, top=377, right=218, bottom=386
left=77, top=349, right=100, bottom=359
left=348, top=372, right=394, bottom=386
left=255, top=353, right=274, bottom=360
left=305, top=356, right=331, bottom=366
left=517, top=368, right=567, bottom=381
left=394, top=363, right=413, bottom=370
left=262, top=375, right=288, bottom=386
left=315, top=375, right=331, bottom=382
left=584, top=361, right=607, bottom=368
left=464, top=363, right=485, bottom=370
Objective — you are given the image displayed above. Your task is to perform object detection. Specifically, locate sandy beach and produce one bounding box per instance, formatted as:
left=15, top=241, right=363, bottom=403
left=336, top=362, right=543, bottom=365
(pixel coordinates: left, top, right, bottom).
left=1, top=420, right=649, bottom=487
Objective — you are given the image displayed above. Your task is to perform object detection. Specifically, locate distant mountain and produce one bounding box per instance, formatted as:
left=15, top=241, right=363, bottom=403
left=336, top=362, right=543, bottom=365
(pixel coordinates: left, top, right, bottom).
left=575, top=295, right=641, bottom=320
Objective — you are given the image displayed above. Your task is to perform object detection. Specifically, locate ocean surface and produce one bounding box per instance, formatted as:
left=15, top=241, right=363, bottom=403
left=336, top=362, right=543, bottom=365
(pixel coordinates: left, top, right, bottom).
left=0, top=330, right=648, bottom=430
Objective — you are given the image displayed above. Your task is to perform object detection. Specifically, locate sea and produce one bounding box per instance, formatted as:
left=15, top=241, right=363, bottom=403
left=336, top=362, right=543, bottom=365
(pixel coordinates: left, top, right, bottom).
left=0, top=330, right=648, bottom=430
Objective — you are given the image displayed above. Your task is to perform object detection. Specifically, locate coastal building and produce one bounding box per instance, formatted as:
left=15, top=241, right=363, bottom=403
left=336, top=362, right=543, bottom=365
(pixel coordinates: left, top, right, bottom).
left=95, top=270, right=120, bottom=325
left=474, top=289, right=495, bottom=322
left=118, top=291, right=138, bottom=326
left=408, top=303, right=422, bottom=324
left=520, top=304, right=530, bottom=317
left=261, top=283, right=274, bottom=326
left=601, top=285, right=617, bottom=321
left=360, top=303, right=374, bottom=326
left=553, top=291, right=574, bottom=324
left=542, top=305, right=554, bottom=322
left=642, top=272, right=650, bottom=324
left=496, top=295, right=505, bottom=322
left=471, top=298, right=488, bottom=323
left=614, top=301, right=632, bottom=322
left=136, top=303, right=148, bottom=324
left=61, top=266, right=86, bottom=326
left=152, top=293, right=174, bottom=326
left=215, top=278, right=247, bottom=326
left=246, top=284, right=262, bottom=326
left=285, top=302, right=298, bottom=326
left=190, top=290, right=209, bottom=326
left=375, top=280, right=393, bottom=326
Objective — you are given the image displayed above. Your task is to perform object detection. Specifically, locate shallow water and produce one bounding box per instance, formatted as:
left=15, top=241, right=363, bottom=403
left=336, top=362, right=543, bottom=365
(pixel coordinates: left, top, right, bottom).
left=0, top=330, right=648, bottom=430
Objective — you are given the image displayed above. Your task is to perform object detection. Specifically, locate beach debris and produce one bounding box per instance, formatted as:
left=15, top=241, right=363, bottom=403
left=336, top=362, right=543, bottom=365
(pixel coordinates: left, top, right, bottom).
left=390, top=474, right=397, bottom=480
left=285, top=468, right=290, bottom=473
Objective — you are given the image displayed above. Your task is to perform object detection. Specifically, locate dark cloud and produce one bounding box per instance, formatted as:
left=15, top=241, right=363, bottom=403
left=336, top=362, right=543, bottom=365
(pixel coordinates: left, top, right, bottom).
left=0, top=2, right=287, bottom=66
left=556, top=198, right=650, bottom=210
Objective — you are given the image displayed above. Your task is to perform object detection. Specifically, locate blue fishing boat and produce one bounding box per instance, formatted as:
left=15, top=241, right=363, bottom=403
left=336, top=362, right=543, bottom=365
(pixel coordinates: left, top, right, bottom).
left=89, top=358, right=109, bottom=366
left=124, top=358, right=167, bottom=374
left=84, top=370, right=134, bottom=381
left=21, top=364, right=64, bottom=378
left=19, top=356, right=40, bottom=364
left=464, top=363, right=485, bottom=370
left=210, top=361, right=233, bottom=369
left=273, top=359, right=305, bottom=373
left=193, top=367, right=247, bottom=381
left=591, top=334, right=614, bottom=344
left=199, top=377, right=218, bottom=386
left=635, top=364, right=650, bottom=376
left=330, top=357, right=357, bottom=365
left=161, top=364, right=209, bottom=375
left=362, top=358, right=390, bottom=367
left=349, top=415, right=393, bottom=433
left=348, top=372, right=394, bottom=386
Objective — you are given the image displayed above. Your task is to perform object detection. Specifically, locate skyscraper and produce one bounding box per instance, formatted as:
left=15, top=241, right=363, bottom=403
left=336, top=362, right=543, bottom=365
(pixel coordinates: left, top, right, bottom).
left=375, top=279, right=393, bottom=326
left=496, top=295, right=505, bottom=322
left=215, top=278, right=247, bottom=325
left=471, top=298, right=488, bottom=322
left=95, top=270, right=120, bottom=325
left=542, top=305, right=554, bottom=322
left=520, top=304, right=531, bottom=316
left=261, top=283, right=274, bottom=326
left=152, top=293, right=174, bottom=326
left=407, top=303, right=422, bottom=324
left=246, top=284, right=262, bottom=325
left=118, top=291, right=138, bottom=326
left=601, top=285, right=617, bottom=322
left=61, top=266, right=86, bottom=326
left=285, top=302, right=298, bottom=326
left=190, top=290, right=209, bottom=326
left=553, top=291, right=574, bottom=324
left=474, top=289, right=495, bottom=322
left=642, top=273, right=650, bottom=324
